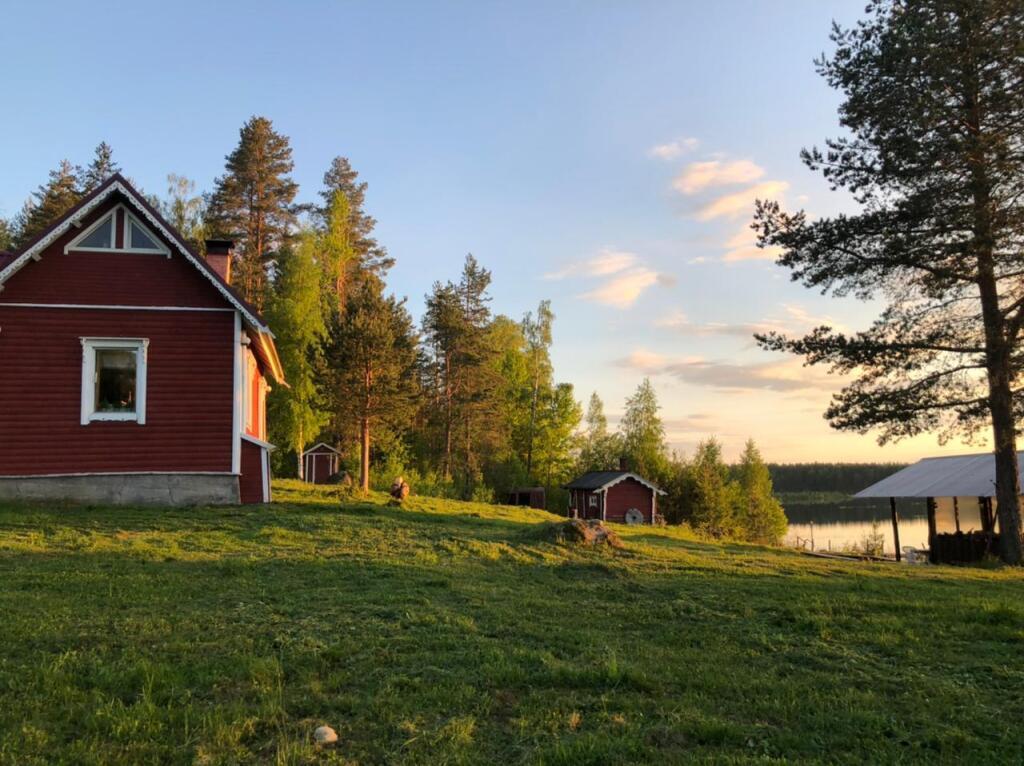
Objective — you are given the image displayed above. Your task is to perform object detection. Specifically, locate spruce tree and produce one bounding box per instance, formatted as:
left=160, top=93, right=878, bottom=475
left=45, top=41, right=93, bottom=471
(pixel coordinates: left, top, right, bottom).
left=266, top=230, right=329, bottom=478
left=735, top=440, right=788, bottom=544
left=333, top=275, right=420, bottom=491
left=754, top=0, right=1024, bottom=562
left=79, top=141, right=119, bottom=192
left=15, top=160, right=82, bottom=246
left=684, top=439, right=740, bottom=539
left=0, top=218, right=12, bottom=251
left=620, top=378, right=669, bottom=479
left=207, top=116, right=298, bottom=308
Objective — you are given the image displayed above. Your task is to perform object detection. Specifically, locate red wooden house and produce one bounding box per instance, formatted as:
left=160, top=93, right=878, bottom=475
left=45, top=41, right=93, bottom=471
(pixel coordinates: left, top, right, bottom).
left=301, top=442, right=342, bottom=484
left=564, top=468, right=665, bottom=525
left=0, top=174, right=285, bottom=505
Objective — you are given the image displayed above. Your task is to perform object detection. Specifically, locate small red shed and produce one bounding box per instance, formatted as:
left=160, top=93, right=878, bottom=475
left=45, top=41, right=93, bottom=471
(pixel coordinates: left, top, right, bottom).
left=564, top=470, right=665, bottom=525
left=0, top=174, right=285, bottom=505
left=301, top=442, right=342, bottom=484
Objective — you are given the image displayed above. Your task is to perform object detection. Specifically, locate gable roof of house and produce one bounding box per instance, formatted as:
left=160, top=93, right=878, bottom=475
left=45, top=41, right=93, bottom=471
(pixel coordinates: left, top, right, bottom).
left=855, top=452, right=1019, bottom=499
left=563, top=470, right=666, bottom=495
left=0, top=174, right=284, bottom=383
left=302, top=442, right=342, bottom=456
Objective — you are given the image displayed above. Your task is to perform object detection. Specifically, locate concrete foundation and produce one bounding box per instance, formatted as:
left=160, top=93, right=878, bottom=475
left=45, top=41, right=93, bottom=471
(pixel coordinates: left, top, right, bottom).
left=0, top=473, right=241, bottom=506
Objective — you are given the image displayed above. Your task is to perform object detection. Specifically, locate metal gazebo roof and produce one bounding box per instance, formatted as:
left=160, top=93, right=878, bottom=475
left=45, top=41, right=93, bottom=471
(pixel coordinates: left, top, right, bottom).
left=854, top=453, right=1024, bottom=499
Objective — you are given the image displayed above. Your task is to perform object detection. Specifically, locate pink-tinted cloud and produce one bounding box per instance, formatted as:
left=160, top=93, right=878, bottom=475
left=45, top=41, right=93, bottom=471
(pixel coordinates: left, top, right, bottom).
left=673, top=159, right=764, bottom=195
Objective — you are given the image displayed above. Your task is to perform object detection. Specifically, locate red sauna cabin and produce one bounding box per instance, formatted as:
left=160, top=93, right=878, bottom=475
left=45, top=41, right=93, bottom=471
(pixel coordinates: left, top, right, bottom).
left=0, top=174, right=285, bottom=505
left=301, top=442, right=342, bottom=484
left=564, top=469, right=665, bottom=525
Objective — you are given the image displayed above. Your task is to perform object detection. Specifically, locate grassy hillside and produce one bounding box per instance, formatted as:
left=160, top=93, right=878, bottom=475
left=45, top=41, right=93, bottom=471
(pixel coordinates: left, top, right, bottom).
left=1, top=482, right=1023, bottom=764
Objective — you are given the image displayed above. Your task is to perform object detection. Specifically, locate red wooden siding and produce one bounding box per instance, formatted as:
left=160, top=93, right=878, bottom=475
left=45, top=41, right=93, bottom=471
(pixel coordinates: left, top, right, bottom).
left=604, top=477, right=654, bottom=523
left=305, top=452, right=337, bottom=483
left=1, top=197, right=228, bottom=308
left=0, top=306, right=234, bottom=474
left=238, top=440, right=268, bottom=505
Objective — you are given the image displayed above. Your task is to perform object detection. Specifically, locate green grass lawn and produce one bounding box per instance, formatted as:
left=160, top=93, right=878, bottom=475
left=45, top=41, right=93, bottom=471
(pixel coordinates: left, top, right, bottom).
left=1, top=481, right=1023, bottom=764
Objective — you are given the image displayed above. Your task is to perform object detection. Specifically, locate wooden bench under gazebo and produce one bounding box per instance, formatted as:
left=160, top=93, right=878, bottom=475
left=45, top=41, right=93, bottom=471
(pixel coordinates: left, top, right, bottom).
left=856, top=453, right=1013, bottom=564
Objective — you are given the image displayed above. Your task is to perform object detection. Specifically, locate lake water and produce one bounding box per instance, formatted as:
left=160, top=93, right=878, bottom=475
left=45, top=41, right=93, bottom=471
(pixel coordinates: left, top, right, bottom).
left=784, top=498, right=931, bottom=558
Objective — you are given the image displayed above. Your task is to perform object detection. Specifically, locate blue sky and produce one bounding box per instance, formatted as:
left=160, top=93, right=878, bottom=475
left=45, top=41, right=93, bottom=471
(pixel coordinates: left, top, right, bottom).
left=0, top=1, right=982, bottom=461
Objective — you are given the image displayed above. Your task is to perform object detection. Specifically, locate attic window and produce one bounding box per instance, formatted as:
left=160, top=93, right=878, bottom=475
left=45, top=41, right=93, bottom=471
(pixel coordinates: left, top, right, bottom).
left=75, top=214, right=114, bottom=249
left=128, top=219, right=160, bottom=251
left=65, top=205, right=169, bottom=255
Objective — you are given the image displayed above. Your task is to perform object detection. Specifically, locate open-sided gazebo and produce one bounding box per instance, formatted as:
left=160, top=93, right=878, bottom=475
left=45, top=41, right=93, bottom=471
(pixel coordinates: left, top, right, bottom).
left=855, top=453, right=1016, bottom=564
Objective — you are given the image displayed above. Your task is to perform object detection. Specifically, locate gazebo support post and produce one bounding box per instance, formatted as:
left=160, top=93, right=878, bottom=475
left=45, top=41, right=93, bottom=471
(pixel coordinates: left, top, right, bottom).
left=889, top=497, right=901, bottom=562
left=926, top=497, right=938, bottom=563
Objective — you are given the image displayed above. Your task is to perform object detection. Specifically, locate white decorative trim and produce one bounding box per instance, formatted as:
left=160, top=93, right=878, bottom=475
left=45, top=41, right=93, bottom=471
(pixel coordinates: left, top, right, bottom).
left=302, top=441, right=342, bottom=456
left=241, top=433, right=276, bottom=450
left=80, top=337, right=148, bottom=425
left=232, top=312, right=242, bottom=474
left=0, top=471, right=235, bottom=479
left=596, top=472, right=667, bottom=495
left=0, top=302, right=234, bottom=312
left=0, top=179, right=269, bottom=334
left=261, top=446, right=270, bottom=502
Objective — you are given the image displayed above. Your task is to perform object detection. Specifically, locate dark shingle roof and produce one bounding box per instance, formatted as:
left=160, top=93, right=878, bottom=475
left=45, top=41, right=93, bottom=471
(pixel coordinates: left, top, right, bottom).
left=564, top=471, right=632, bottom=490
left=564, top=470, right=666, bottom=494
left=0, top=252, right=14, bottom=272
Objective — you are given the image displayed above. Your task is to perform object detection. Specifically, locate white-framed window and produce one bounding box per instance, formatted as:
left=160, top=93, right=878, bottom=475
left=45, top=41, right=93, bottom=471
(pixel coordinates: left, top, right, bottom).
left=80, top=338, right=149, bottom=424
left=65, top=205, right=170, bottom=256
left=588, top=494, right=598, bottom=508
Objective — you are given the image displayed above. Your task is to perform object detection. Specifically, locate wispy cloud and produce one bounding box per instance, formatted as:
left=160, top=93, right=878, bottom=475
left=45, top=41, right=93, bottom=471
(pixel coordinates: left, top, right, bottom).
left=697, top=180, right=789, bottom=222
left=672, top=159, right=764, bottom=195
left=648, top=137, right=699, bottom=161
left=654, top=304, right=842, bottom=339
left=581, top=268, right=674, bottom=309
left=615, top=349, right=838, bottom=393
left=547, top=248, right=674, bottom=309
left=653, top=310, right=779, bottom=338
left=721, top=223, right=783, bottom=262
left=544, top=249, right=637, bottom=280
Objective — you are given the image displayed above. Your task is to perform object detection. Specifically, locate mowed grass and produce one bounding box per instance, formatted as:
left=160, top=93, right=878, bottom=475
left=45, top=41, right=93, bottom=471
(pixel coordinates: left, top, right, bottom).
left=1, top=482, right=1023, bottom=764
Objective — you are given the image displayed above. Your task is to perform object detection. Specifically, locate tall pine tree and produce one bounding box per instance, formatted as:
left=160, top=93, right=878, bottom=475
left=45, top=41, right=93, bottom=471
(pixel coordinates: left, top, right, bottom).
left=333, top=275, right=420, bottom=491
left=319, top=156, right=393, bottom=276
left=207, top=116, right=298, bottom=308
left=754, top=0, right=1024, bottom=562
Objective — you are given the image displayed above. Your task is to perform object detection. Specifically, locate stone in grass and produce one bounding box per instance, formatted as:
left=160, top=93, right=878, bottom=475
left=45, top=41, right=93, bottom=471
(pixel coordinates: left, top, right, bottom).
left=314, top=725, right=339, bottom=746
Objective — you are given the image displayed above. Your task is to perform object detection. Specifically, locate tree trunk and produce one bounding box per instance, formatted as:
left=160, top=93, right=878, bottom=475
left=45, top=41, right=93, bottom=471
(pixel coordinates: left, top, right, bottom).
left=965, top=49, right=1024, bottom=564
left=526, top=374, right=538, bottom=479
left=297, top=424, right=304, bottom=481
left=443, top=353, right=453, bottom=481
left=360, top=416, right=370, bottom=492
left=986, top=362, right=1023, bottom=563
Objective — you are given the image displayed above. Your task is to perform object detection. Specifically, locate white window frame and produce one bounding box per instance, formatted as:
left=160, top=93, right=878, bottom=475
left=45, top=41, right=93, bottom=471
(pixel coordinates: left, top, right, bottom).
left=65, top=204, right=170, bottom=257
left=123, top=210, right=170, bottom=256
left=588, top=494, right=598, bottom=508
left=65, top=212, right=115, bottom=253
left=80, top=337, right=149, bottom=425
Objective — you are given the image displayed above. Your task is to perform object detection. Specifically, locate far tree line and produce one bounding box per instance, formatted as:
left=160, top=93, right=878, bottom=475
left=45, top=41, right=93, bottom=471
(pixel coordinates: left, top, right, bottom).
left=0, top=124, right=787, bottom=544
